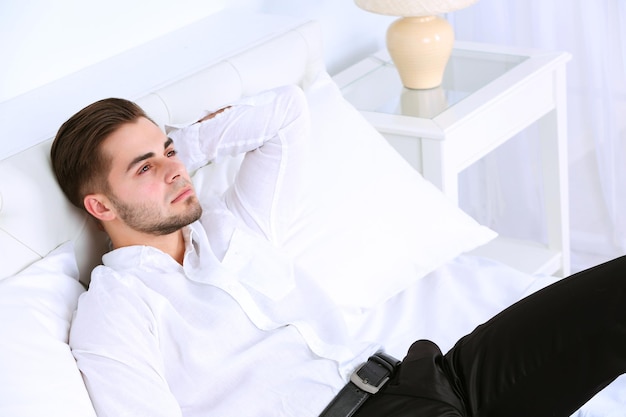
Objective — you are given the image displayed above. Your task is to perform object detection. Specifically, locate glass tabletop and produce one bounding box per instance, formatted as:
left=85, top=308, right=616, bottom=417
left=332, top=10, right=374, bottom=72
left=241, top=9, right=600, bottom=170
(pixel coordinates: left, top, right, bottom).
left=340, top=48, right=528, bottom=119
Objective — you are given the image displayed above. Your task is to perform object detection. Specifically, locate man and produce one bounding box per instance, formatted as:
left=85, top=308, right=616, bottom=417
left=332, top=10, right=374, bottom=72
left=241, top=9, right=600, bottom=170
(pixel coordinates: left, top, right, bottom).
left=52, top=85, right=626, bottom=417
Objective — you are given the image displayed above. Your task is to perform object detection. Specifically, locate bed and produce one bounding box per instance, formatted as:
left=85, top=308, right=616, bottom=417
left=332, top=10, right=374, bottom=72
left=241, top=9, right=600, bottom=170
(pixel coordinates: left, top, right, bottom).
left=0, top=10, right=624, bottom=417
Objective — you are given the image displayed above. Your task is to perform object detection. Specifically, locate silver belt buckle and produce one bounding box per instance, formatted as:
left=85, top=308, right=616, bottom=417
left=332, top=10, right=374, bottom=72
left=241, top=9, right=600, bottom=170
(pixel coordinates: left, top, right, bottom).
left=349, top=362, right=389, bottom=395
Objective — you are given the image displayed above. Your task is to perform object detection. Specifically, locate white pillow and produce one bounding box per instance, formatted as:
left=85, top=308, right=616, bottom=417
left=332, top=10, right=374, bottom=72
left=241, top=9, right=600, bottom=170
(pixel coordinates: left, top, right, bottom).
left=191, top=72, right=496, bottom=310
left=0, top=242, right=97, bottom=417
left=281, top=72, right=496, bottom=309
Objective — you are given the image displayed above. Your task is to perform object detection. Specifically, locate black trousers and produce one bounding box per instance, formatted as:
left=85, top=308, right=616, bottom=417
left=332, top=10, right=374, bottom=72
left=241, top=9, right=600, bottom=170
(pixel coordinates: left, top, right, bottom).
left=355, top=255, right=626, bottom=417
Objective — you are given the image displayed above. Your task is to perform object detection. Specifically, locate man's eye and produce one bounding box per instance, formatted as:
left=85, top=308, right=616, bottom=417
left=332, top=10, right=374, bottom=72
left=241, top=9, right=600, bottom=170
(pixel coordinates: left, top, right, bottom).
left=139, top=164, right=150, bottom=173
left=167, top=149, right=177, bottom=157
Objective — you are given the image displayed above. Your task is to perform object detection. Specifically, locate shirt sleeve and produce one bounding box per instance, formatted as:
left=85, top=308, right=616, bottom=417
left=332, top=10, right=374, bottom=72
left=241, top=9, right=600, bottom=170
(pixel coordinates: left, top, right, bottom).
left=69, top=274, right=183, bottom=417
left=167, top=85, right=311, bottom=244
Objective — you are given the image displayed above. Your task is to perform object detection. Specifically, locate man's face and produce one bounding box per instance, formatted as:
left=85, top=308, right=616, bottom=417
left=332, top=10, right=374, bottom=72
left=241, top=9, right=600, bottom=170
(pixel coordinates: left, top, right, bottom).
left=100, top=117, right=202, bottom=236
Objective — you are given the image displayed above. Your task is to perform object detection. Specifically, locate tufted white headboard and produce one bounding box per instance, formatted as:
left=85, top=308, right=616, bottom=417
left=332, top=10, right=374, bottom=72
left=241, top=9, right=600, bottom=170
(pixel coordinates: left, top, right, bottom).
left=0, top=14, right=324, bottom=284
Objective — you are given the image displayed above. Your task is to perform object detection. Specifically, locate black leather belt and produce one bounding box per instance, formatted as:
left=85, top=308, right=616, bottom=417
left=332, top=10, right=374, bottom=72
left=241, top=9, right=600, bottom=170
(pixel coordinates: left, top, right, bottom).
left=319, top=352, right=401, bottom=417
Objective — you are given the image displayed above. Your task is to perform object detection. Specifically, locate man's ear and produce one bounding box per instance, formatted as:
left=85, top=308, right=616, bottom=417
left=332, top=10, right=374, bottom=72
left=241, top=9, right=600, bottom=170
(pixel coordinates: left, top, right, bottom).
left=83, top=194, right=115, bottom=222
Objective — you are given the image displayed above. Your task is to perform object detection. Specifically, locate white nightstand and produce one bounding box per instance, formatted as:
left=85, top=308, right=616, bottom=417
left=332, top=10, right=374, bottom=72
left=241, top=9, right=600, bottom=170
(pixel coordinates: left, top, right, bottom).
left=334, top=42, right=572, bottom=277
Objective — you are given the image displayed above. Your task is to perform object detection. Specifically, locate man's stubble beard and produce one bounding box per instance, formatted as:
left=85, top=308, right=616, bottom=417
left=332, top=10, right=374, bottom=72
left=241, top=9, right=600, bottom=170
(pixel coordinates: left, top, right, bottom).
left=109, top=193, right=203, bottom=236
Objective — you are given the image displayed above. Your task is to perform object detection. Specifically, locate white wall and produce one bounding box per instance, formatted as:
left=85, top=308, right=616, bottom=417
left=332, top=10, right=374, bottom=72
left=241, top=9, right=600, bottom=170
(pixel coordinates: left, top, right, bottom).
left=0, top=0, right=229, bottom=102
left=250, top=1, right=394, bottom=75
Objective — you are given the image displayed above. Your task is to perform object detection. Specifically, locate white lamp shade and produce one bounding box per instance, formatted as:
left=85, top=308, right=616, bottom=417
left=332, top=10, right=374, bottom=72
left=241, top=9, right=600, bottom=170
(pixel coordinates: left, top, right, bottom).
left=355, top=0, right=478, bottom=16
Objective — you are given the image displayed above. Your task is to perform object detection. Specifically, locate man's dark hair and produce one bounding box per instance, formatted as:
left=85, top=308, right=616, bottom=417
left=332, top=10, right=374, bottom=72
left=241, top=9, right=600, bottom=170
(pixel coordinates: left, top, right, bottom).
left=51, top=98, right=151, bottom=211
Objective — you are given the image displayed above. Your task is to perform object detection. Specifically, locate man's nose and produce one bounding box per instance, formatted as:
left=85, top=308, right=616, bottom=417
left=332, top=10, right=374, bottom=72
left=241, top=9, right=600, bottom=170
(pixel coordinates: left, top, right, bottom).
left=165, top=159, right=185, bottom=183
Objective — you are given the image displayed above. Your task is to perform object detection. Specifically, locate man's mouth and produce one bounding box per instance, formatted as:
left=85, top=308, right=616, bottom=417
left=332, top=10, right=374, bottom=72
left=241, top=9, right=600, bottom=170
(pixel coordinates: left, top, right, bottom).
left=171, top=187, right=194, bottom=204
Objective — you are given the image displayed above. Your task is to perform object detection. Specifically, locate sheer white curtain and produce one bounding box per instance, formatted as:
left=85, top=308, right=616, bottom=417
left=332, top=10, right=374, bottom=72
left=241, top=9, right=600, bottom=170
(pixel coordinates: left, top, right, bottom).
left=448, top=0, right=626, bottom=272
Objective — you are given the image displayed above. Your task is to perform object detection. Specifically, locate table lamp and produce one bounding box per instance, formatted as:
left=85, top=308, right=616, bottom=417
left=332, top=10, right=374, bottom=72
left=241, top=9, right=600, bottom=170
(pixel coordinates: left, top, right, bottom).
left=355, top=0, right=478, bottom=89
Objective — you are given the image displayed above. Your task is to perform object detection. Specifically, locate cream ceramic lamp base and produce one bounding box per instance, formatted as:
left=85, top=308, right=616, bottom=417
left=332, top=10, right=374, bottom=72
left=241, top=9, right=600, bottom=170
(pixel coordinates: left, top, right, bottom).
left=353, top=0, right=477, bottom=89
left=387, top=15, right=454, bottom=89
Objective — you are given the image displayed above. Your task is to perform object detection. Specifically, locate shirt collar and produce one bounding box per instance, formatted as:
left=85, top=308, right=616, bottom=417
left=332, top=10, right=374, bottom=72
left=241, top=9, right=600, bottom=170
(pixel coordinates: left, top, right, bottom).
left=102, top=224, right=201, bottom=273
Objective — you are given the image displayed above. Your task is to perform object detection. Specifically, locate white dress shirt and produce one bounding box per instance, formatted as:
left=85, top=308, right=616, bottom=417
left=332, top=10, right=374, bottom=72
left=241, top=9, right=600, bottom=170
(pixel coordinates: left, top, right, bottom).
left=69, top=85, right=379, bottom=417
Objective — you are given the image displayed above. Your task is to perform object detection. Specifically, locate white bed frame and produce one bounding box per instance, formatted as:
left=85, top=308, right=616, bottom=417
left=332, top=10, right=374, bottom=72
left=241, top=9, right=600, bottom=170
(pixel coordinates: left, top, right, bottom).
left=0, top=11, right=322, bottom=284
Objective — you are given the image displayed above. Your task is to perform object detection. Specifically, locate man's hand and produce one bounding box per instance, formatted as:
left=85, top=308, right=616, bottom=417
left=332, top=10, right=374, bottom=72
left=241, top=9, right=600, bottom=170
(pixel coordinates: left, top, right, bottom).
left=196, top=106, right=231, bottom=123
